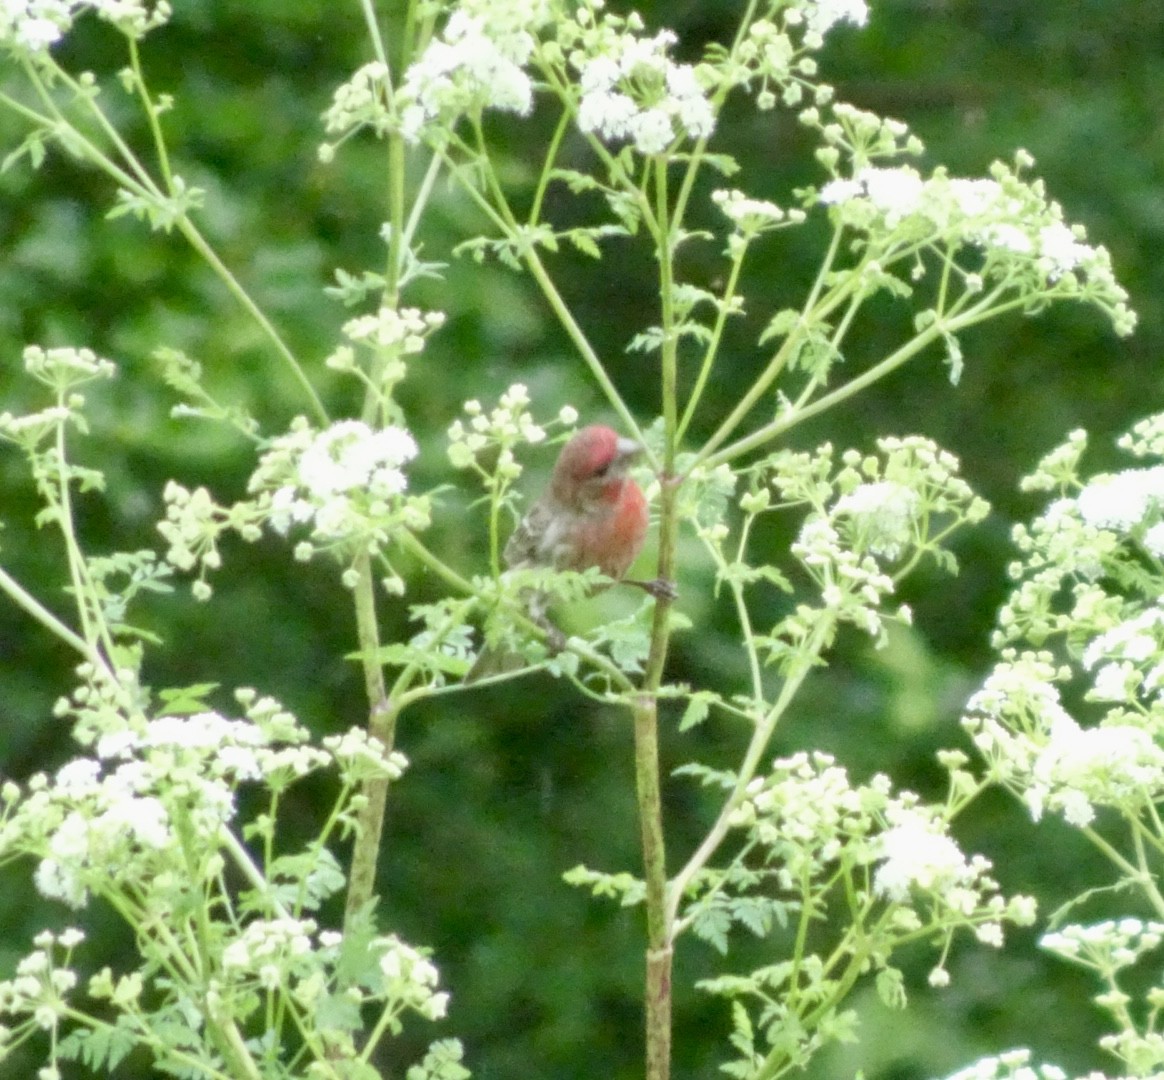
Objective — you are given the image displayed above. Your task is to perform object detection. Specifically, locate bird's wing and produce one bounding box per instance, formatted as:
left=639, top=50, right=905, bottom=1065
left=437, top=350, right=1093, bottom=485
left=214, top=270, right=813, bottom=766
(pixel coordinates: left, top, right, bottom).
left=503, top=499, right=556, bottom=569
left=502, top=500, right=570, bottom=572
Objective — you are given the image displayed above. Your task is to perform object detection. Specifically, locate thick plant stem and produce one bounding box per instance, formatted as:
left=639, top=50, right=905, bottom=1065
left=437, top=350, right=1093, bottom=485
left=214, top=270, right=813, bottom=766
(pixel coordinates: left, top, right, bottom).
left=632, top=154, right=683, bottom=1080
left=344, top=548, right=396, bottom=929
left=344, top=696, right=399, bottom=925
left=635, top=695, right=672, bottom=1080
left=637, top=467, right=680, bottom=1079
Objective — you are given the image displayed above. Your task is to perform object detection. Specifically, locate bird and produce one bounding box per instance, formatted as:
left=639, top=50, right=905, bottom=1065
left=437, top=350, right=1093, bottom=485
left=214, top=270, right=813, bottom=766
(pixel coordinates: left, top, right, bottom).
left=466, top=424, right=673, bottom=681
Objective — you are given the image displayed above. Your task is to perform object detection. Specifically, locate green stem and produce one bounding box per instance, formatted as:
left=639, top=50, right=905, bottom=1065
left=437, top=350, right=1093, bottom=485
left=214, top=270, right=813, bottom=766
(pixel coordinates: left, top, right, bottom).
left=343, top=548, right=396, bottom=929
left=127, top=36, right=173, bottom=187
left=444, top=130, right=650, bottom=454
left=220, top=828, right=291, bottom=920
left=634, top=154, right=684, bottom=1080
left=359, top=0, right=393, bottom=83
left=23, top=60, right=328, bottom=425
left=634, top=691, right=672, bottom=1080
left=676, top=238, right=748, bottom=444
left=53, top=407, right=118, bottom=662
left=700, top=287, right=1014, bottom=469
left=690, top=225, right=850, bottom=470
left=175, top=218, right=329, bottom=426
left=665, top=614, right=836, bottom=931
left=0, top=564, right=99, bottom=663
left=528, top=107, right=571, bottom=227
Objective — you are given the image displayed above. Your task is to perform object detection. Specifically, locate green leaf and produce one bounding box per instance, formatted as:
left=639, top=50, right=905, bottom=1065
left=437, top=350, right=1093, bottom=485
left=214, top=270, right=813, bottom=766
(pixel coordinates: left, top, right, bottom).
left=875, top=966, right=908, bottom=1010
left=157, top=682, right=221, bottom=715
left=365, top=642, right=469, bottom=677
left=563, top=864, right=646, bottom=906
left=679, top=693, right=712, bottom=731
left=58, top=1022, right=137, bottom=1072
left=407, top=1039, right=471, bottom=1080
left=691, top=903, right=731, bottom=954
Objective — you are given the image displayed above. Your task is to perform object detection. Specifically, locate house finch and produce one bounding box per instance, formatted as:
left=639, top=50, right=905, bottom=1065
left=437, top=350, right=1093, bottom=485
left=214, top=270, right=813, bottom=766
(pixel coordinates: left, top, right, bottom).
left=467, top=424, right=672, bottom=680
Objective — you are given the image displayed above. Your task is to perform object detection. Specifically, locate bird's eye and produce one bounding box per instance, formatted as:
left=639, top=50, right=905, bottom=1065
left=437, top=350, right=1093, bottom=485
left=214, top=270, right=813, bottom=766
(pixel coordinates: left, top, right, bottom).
left=592, top=462, right=610, bottom=478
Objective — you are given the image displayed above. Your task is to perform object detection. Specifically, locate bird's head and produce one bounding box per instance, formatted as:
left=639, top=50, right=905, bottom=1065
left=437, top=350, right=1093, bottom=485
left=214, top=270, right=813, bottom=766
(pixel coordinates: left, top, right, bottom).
left=550, top=424, right=643, bottom=510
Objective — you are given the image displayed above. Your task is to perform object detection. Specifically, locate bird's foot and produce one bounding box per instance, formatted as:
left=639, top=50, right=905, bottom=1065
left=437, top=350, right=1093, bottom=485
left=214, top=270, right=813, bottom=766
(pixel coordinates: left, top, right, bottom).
left=626, top=577, right=678, bottom=602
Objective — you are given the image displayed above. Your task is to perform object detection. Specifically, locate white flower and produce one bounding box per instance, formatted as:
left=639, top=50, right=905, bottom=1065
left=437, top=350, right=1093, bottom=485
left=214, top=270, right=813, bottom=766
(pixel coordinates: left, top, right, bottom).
left=298, top=421, right=416, bottom=501
left=1082, top=607, right=1164, bottom=670
left=0, top=0, right=170, bottom=55
left=0, top=0, right=70, bottom=52
left=819, top=177, right=863, bottom=205
left=861, top=165, right=924, bottom=223
left=253, top=419, right=420, bottom=547
left=1076, top=467, right=1164, bottom=531
left=322, top=61, right=391, bottom=136
left=573, top=24, right=715, bottom=155
left=834, top=480, right=919, bottom=560
left=874, top=811, right=977, bottom=902
left=576, top=87, right=638, bottom=142
left=627, top=106, right=674, bottom=155
left=1029, top=717, right=1164, bottom=826
left=1144, top=521, right=1164, bottom=558
left=819, top=166, right=925, bottom=227
left=1037, top=222, right=1090, bottom=278
left=395, top=8, right=541, bottom=142
left=802, top=0, right=869, bottom=37
left=713, top=188, right=790, bottom=231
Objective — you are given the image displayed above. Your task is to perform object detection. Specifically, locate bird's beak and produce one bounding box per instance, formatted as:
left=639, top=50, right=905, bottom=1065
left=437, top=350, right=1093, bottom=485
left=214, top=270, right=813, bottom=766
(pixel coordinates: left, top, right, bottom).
left=615, top=436, right=644, bottom=463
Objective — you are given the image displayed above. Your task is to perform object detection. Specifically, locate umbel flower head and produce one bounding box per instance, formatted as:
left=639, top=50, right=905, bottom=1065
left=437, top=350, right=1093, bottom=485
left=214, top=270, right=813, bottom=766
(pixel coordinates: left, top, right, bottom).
left=248, top=417, right=424, bottom=547
left=0, top=0, right=171, bottom=57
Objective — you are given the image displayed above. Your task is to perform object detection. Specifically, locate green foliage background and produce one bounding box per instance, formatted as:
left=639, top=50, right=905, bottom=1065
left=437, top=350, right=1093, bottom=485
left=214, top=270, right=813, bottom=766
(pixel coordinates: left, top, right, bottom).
left=1, top=1, right=1160, bottom=1077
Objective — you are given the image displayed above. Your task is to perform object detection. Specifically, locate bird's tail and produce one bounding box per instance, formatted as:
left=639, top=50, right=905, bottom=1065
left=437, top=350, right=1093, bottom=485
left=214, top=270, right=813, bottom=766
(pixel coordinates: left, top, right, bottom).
left=462, top=643, right=529, bottom=684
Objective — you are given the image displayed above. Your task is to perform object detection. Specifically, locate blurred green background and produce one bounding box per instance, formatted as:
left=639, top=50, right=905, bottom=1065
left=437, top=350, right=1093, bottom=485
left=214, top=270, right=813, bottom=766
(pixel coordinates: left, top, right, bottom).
left=1, top=1, right=1161, bottom=1077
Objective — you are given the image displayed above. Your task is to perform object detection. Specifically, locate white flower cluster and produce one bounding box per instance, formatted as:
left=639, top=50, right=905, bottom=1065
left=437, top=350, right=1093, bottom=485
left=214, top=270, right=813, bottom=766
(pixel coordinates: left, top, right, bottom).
left=247, top=418, right=424, bottom=564
left=730, top=2, right=866, bottom=111
left=712, top=188, right=807, bottom=255
left=727, top=752, right=1033, bottom=982
left=0, top=928, right=84, bottom=1045
left=764, top=437, right=983, bottom=645
left=833, top=480, right=918, bottom=560
left=570, top=17, right=715, bottom=155
left=324, top=306, right=445, bottom=395
left=965, top=653, right=1164, bottom=827
left=21, top=343, right=116, bottom=385
left=713, top=188, right=795, bottom=230
left=322, top=61, right=391, bottom=140
left=939, top=1045, right=1164, bottom=1080
left=275, top=421, right=416, bottom=529
left=873, top=806, right=990, bottom=907
left=1076, top=466, right=1164, bottom=533
left=322, top=727, right=408, bottom=783
left=375, top=935, right=450, bottom=1021
left=998, top=416, right=1164, bottom=653
left=1041, top=918, right=1164, bottom=972
left=818, top=156, right=1134, bottom=331
left=157, top=481, right=234, bottom=598
left=791, top=513, right=898, bottom=638
left=0, top=0, right=169, bottom=56
left=969, top=413, right=1164, bottom=833
left=222, top=916, right=317, bottom=991
left=395, top=0, right=550, bottom=143
left=796, top=0, right=869, bottom=39
left=728, top=751, right=892, bottom=884
left=0, top=690, right=328, bottom=908
left=447, top=383, right=576, bottom=478
left=1083, top=605, right=1164, bottom=702
left=0, top=346, right=117, bottom=452
left=218, top=921, right=447, bottom=1021
left=937, top=1049, right=1070, bottom=1080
